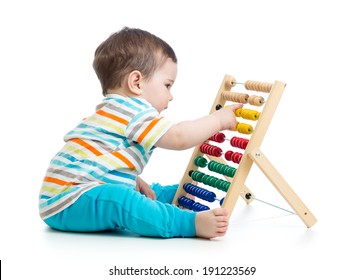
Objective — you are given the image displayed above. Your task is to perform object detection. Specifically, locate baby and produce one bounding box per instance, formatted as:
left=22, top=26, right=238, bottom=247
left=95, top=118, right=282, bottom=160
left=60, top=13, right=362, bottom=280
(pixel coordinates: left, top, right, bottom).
left=39, top=27, right=241, bottom=238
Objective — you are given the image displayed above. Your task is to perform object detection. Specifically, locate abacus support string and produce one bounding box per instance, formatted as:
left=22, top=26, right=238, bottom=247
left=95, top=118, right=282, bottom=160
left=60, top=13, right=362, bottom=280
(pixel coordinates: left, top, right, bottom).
left=252, top=196, right=296, bottom=215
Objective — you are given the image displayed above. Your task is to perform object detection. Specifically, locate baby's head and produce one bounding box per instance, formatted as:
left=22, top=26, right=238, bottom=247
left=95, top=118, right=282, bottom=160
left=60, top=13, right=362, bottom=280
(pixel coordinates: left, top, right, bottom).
left=93, top=27, right=177, bottom=96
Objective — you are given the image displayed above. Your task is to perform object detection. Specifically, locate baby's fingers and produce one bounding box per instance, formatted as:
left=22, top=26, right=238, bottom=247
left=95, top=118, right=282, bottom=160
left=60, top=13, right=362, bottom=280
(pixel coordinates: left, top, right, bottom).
left=227, top=103, right=243, bottom=111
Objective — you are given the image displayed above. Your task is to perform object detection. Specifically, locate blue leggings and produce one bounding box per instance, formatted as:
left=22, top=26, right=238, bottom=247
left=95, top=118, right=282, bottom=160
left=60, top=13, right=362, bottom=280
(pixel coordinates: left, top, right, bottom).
left=44, top=183, right=196, bottom=238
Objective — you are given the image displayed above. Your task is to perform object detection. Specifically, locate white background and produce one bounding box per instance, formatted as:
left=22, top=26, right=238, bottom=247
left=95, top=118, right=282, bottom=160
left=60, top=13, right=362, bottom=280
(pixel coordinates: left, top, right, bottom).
left=1, top=0, right=363, bottom=279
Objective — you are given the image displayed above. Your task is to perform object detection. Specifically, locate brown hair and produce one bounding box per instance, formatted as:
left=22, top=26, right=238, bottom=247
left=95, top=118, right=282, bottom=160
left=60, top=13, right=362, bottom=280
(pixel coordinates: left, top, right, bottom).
left=93, top=27, right=177, bottom=96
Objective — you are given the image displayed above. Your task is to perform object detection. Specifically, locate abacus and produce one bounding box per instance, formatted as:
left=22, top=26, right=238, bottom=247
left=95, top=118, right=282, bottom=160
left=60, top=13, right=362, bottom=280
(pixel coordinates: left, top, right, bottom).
left=172, top=75, right=317, bottom=228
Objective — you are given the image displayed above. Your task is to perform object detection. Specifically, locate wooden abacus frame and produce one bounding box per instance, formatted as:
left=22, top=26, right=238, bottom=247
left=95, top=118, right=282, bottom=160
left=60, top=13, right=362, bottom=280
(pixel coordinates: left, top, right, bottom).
left=172, top=75, right=317, bottom=228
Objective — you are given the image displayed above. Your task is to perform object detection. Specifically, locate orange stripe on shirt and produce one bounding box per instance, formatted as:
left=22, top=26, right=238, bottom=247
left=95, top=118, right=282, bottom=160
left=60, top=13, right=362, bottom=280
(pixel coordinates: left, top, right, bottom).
left=44, top=176, right=104, bottom=186
left=111, top=151, right=135, bottom=169
left=44, top=176, right=67, bottom=185
left=71, top=138, right=102, bottom=156
left=44, top=176, right=74, bottom=186
left=97, top=109, right=128, bottom=125
left=137, top=118, right=161, bottom=143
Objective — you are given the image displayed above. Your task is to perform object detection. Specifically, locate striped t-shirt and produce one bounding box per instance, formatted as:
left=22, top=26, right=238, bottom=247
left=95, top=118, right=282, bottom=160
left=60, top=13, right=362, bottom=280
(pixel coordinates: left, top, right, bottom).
left=39, top=94, right=174, bottom=220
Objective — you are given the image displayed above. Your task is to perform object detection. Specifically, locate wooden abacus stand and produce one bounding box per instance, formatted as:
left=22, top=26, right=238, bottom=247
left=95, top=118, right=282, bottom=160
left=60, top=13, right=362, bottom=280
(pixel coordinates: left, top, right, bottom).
left=172, top=75, right=317, bottom=228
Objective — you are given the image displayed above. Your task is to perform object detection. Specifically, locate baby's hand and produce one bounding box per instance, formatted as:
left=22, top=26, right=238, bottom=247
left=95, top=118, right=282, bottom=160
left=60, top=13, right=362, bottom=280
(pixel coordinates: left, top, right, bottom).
left=136, top=177, right=156, bottom=200
left=212, top=103, right=243, bottom=131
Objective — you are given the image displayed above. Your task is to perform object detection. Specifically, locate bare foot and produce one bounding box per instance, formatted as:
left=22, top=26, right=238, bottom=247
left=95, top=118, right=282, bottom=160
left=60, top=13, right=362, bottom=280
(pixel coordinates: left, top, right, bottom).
left=195, top=208, right=229, bottom=239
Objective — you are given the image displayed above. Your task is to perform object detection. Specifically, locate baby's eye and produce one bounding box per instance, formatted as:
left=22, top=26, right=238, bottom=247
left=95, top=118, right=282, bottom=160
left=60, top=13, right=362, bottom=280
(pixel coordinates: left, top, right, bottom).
left=165, top=84, right=172, bottom=89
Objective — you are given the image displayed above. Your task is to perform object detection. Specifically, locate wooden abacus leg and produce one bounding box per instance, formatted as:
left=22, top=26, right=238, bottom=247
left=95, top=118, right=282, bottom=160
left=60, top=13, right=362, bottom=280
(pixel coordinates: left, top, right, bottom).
left=248, top=147, right=317, bottom=228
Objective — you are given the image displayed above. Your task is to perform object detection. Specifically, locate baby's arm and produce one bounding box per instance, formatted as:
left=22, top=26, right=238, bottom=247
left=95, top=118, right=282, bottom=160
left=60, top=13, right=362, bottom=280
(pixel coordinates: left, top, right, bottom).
left=156, top=104, right=242, bottom=150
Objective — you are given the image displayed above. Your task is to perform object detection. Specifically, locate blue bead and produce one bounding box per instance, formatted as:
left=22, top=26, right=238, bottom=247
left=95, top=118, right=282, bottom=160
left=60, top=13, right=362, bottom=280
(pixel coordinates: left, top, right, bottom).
left=219, top=197, right=225, bottom=206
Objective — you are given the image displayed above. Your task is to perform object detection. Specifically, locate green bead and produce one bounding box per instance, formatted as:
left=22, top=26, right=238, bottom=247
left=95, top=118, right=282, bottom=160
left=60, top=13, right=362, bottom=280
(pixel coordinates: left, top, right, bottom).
left=194, top=156, right=207, bottom=168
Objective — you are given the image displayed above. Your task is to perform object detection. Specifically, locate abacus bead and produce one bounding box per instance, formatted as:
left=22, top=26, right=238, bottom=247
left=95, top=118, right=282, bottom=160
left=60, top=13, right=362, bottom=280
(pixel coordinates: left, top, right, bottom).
left=194, top=156, right=207, bottom=167
left=207, top=193, right=216, bottom=202
left=210, top=177, right=218, bottom=186
left=207, top=176, right=215, bottom=185
left=243, top=139, right=249, bottom=149
left=250, top=96, right=264, bottom=106
left=216, top=132, right=225, bottom=143
left=225, top=150, right=233, bottom=161
left=220, top=197, right=225, bottom=206
left=209, top=132, right=225, bottom=143
left=192, top=171, right=202, bottom=181
left=214, top=147, right=222, bottom=157
left=202, top=174, right=210, bottom=183
left=237, top=123, right=253, bottom=134
left=242, top=109, right=260, bottom=120
left=178, top=196, right=210, bottom=212
left=242, top=94, right=249, bottom=103
left=216, top=180, right=223, bottom=190
left=218, top=164, right=225, bottom=173
left=194, top=202, right=210, bottom=211
left=235, top=108, right=243, bottom=117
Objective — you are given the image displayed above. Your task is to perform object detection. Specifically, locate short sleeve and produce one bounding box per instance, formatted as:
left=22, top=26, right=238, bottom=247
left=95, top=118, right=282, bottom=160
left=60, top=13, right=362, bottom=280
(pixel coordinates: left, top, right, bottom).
left=125, top=107, right=174, bottom=151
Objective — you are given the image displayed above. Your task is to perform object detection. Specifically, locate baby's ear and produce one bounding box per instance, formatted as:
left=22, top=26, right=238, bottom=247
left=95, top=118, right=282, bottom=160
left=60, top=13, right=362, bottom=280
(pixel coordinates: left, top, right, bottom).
left=127, top=70, right=143, bottom=95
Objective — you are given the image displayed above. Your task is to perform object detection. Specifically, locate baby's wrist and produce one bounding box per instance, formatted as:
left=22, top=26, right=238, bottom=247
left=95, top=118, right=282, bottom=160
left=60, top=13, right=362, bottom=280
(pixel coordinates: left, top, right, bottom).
left=210, top=112, right=223, bottom=131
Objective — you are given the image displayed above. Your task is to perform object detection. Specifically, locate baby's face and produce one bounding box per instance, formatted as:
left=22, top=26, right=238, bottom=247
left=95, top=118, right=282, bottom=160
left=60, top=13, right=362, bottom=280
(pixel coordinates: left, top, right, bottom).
left=139, top=58, right=177, bottom=113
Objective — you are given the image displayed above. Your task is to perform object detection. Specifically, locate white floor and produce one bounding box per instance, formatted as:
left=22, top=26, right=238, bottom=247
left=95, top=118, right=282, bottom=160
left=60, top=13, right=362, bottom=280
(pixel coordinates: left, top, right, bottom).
left=2, top=176, right=363, bottom=280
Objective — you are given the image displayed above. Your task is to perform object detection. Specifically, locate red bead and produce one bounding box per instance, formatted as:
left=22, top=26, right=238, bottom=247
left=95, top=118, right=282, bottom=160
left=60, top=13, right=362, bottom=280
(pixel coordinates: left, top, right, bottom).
left=216, top=132, right=225, bottom=143
left=209, top=132, right=225, bottom=143
left=230, top=136, right=249, bottom=150
left=225, top=150, right=233, bottom=161
left=200, top=143, right=222, bottom=157
left=232, top=152, right=242, bottom=163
